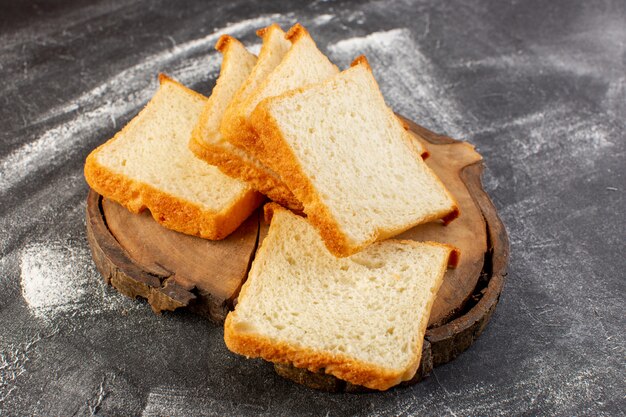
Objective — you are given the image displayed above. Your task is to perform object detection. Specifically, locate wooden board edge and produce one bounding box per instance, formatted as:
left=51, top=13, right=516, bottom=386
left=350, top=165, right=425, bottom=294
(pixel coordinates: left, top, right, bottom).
left=86, top=190, right=199, bottom=317
left=425, top=161, right=509, bottom=364
left=399, top=116, right=458, bottom=145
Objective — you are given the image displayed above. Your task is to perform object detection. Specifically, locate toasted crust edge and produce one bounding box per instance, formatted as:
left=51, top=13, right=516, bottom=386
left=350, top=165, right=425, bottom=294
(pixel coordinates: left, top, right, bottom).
left=84, top=75, right=264, bottom=240
left=224, top=321, right=407, bottom=391
left=224, top=209, right=453, bottom=390
left=188, top=136, right=303, bottom=211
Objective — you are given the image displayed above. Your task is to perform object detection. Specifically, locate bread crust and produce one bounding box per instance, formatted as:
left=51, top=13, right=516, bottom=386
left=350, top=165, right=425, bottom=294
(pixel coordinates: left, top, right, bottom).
left=224, top=317, right=411, bottom=391
left=248, top=68, right=459, bottom=257
left=85, top=155, right=261, bottom=239
left=189, top=135, right=303, bottom=211
left=285, top=22, right=309, bottom=42
left=215, top=34, right=235, bottom=53
left=84, top=75, right=264, bottom=240
left=224, top=205, right=453, bottom=390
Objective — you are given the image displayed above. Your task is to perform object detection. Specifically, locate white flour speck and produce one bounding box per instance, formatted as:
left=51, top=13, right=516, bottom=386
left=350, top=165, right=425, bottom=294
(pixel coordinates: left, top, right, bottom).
left=328, top=28, right=465, bottom=138
left=310, top=14, right=334, bottom=26
left=20, top=241, right=137, bottom=321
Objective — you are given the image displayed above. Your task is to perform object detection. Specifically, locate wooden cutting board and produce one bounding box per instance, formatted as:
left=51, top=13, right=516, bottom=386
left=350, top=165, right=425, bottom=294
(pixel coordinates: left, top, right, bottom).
left=85, top=119, right=509, bottom=390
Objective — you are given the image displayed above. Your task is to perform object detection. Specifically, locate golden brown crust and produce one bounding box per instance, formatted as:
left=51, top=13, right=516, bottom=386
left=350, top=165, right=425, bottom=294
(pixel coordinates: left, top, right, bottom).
left=285, top=23, right=309, bottom=42
left=249, top=103, right=354, bottom=256
left=223, top=221, right=454, bottom=390
left=262, top=201, right=283, bottom=224
left=215, top=34, right=234, bottom=53
left=255, top=22, right=282, bottom=38
left=448, top=246, right=461, bottom=268
left=225, top=23, right=340, bottom=157
left=158, top=73, right=208, bottom=102
left=249, top=69, right=458, bottom=257
left=350, top=54, right=371, bottom=70
left=189, top=30, right=301, bottom=211
left=84, top=153, right=263, bottom=240
left=188, top=135, right=303, bottom=211
left=224, top=317, right=408, bottom=391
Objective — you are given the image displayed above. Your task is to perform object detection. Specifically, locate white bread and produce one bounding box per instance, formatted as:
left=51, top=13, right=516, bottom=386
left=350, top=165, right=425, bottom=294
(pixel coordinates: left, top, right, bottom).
left=221, top=23, right=291, bottom=141
left=223, top=23, right=339, bottom=155
left=84, top=75, right=263, bottom=239
left=191, top=35, right=257, bottom=150
left=249, top=57, right=459, bottom=257
left=189, top=32, right=302, bottom=211
left=224, top=205, right=456, bottom=391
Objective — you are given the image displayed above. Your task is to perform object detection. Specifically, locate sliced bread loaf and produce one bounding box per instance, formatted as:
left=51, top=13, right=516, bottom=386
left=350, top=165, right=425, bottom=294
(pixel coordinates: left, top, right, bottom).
left=224, top=205, right=456, bottom=391
left=249, top=57, right=459, bottom=257
left=223, top=23, right=339, bottom=154
left=84, top=74, right=263, bottom=240
left=189, top=33, right=302, bottom=211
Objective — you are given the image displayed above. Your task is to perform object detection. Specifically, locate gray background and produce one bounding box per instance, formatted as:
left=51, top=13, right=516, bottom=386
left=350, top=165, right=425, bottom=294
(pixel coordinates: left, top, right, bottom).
left=1, top=0, right=624, bottom=415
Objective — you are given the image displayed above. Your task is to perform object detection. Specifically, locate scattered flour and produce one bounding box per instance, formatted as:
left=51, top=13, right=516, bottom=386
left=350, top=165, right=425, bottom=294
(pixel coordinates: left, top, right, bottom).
left=328, top=28, right=465, bottom=138
left=469, top=105, right=570, bottom=136
left=141, top=386, right=267, bottom=417
left=310, top=13, right=334, bottom=26
left=138, top=361, right=618, bottom=417
left=20, top=241, right=137, bottom=322
left=373, top=366, right=612, bottom=416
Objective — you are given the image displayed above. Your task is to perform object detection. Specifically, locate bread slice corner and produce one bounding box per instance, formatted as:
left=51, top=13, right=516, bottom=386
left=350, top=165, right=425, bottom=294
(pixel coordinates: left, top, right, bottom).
left=224, top=205, right=456, bottom=390
left=84, top=74, right=263, bottom=240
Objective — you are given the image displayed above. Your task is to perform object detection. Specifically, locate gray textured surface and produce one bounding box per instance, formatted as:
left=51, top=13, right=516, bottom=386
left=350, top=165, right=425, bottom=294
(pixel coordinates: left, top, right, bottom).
left=1, top=0, right=625, bottom=415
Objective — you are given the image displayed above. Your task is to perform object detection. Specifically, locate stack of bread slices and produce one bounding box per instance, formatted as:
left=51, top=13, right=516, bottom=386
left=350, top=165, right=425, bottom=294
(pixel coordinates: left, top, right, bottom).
left=84, top=23, right=460, bottom=391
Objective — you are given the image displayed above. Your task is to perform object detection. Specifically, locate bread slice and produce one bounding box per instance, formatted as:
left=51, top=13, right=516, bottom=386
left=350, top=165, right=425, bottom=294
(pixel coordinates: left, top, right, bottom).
left=84, top=74, right=263, bottom=240
left=222, top=23, right=339, bottom=155
left=220, top=24, right=291, bottom=144
left=189, top=32, right=302, bottom=211
left=249, top=56, right=459, bottom=257
left=224, top=205, right=456, bottom=391
left=190, top=35, right=257, bottom=153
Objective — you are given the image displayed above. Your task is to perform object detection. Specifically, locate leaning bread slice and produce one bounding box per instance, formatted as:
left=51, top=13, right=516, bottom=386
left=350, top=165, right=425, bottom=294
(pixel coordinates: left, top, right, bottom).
left=220, top=24, right=291, bottom=143
left=224, top=23, right=339, bottom=154
left=250, top=56, right=459, bottom=257
left=85, top=74, right=263, bottom=239
left=224, top=205, right=456, bottom=391
left=189, top=33, right=302, bottom=210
